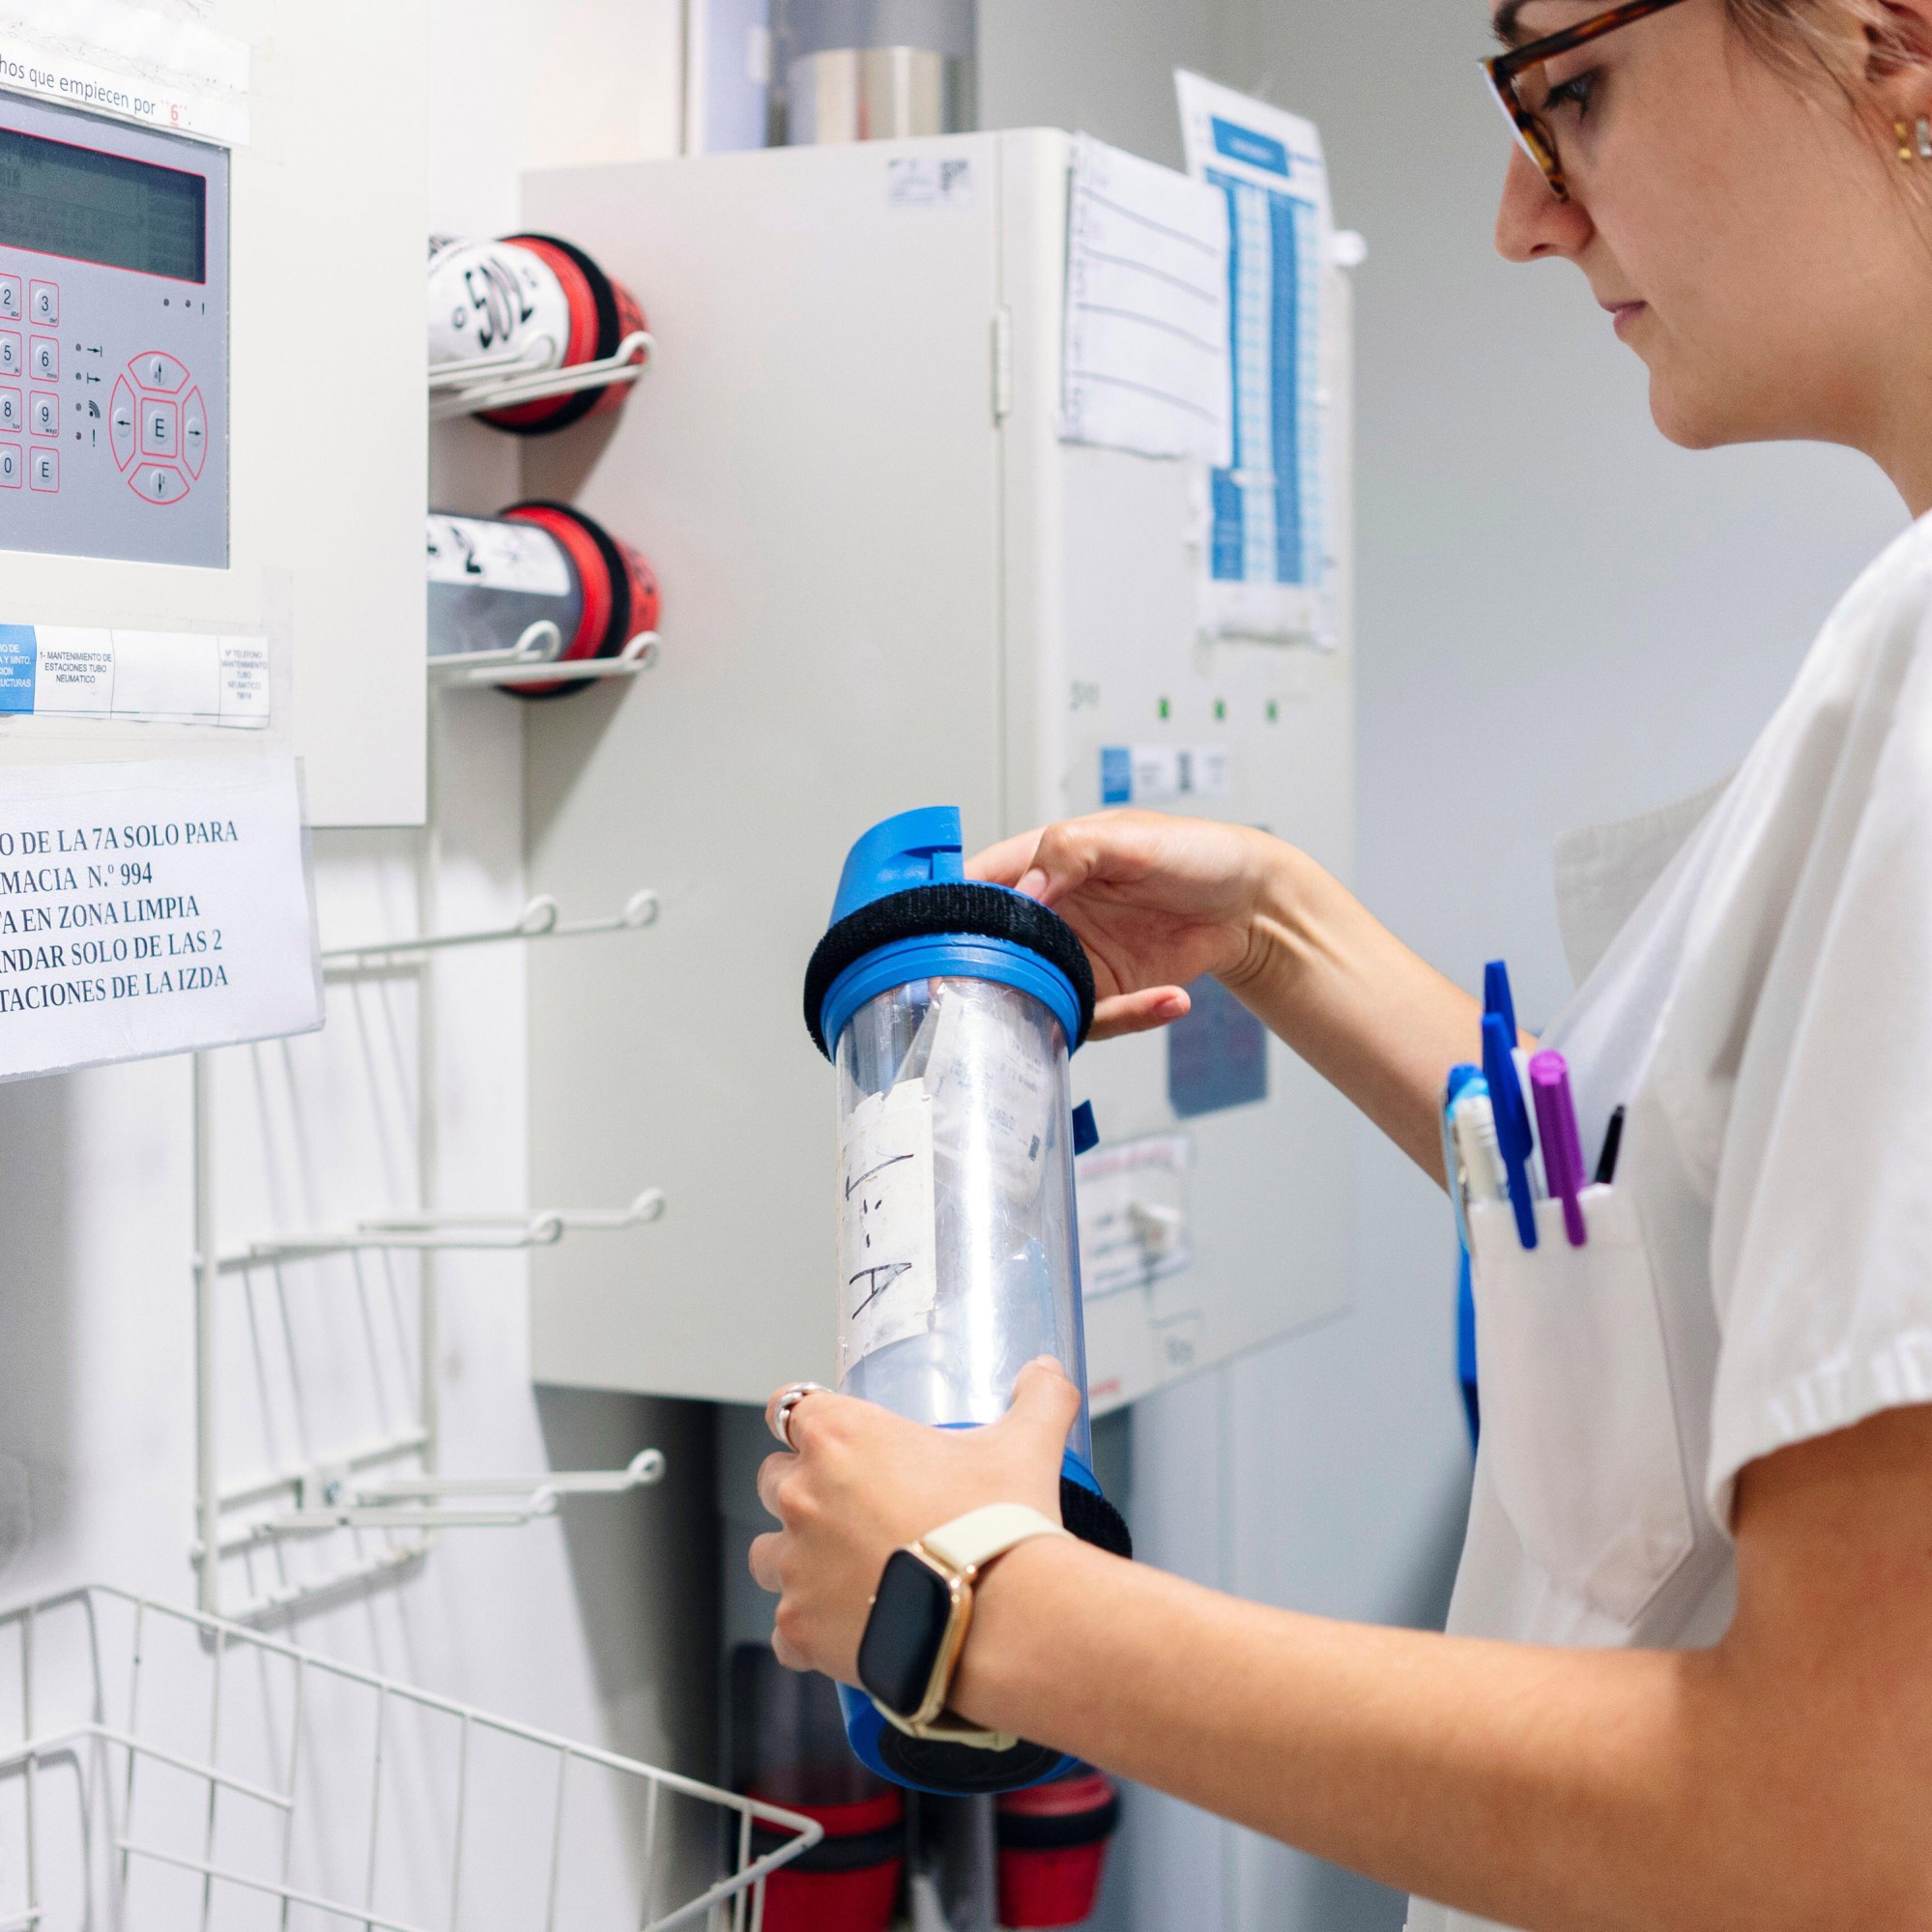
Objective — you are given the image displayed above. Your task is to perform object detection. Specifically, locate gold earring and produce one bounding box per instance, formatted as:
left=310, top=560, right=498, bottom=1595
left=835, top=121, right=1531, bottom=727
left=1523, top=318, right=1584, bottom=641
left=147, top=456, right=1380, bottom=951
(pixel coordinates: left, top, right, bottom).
left=1899, top=119, right=1918, bottom=161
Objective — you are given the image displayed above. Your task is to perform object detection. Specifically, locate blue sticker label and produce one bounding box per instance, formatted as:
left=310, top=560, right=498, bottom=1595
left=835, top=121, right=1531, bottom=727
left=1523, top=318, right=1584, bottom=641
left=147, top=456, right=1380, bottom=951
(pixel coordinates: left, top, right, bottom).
left=1211, top=117, right=1290, bottom=177
left=0, top=626, right=37, bottom=714
left=1100, top=745, right=1133, bottom=807
left=1168, top=976, right=1269, bottom=1119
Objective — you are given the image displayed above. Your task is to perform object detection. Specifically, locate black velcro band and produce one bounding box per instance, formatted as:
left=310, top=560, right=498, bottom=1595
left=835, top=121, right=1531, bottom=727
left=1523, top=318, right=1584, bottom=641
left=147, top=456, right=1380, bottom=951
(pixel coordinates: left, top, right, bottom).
left=749, top=1820, right=904, bottom=1872
left=995, top=1793, right=1121, bottom=1850
left=1059, top=1477, right=1132, bottom=1561
left=492, top=233, right=620, bottom=436
left=803, top=883, right=1095, bottom=1059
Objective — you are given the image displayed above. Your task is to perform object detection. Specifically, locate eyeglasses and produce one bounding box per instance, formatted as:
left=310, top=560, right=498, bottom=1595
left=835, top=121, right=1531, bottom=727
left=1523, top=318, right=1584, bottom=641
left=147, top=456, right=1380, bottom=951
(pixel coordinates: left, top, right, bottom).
left=1483, top=0, right=1693, bottom=200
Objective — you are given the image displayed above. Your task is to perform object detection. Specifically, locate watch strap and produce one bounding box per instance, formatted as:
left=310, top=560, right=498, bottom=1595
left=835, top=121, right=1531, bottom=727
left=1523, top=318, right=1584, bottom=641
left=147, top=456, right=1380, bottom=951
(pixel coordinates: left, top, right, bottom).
left=919, top=1502, right=1070, bottom=1576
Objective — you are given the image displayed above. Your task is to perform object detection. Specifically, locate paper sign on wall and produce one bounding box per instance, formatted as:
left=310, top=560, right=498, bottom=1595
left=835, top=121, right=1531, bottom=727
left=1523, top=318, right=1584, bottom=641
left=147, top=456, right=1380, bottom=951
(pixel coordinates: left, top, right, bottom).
left=0, top=755, right=320, bottom=1081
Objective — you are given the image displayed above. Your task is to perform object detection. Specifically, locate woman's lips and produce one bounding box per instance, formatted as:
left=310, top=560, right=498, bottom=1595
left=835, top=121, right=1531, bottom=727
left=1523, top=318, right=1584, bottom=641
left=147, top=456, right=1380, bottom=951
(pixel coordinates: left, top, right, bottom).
left=1606, top=301, right=1647, bottom=339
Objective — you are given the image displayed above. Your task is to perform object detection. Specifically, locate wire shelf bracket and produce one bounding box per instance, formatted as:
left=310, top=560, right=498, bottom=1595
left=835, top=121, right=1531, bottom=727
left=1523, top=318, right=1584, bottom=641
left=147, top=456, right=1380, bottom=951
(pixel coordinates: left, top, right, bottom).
left=194, top=841, right=670, bottom=1622
left=0, top=1583, right=819, bottom=1932
left=322, top=885, right=659, bottom=973
left=427, top=328, right=653, bottom=422
left=431, top=625, right=661, bottom=692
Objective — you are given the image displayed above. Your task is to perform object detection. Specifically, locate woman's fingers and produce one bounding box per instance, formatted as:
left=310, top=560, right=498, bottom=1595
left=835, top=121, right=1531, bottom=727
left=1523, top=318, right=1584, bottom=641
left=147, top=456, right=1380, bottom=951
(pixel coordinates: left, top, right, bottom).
left=756, top=1451, right=793, bottom=1520
left=1088, top=985, right=1192, bottom=1041
left=998, top=1358, right=1082, bottom=1468
left=966, top=827, right=1047, bottom=888
left=748, top=1529, right=785, bottom=1593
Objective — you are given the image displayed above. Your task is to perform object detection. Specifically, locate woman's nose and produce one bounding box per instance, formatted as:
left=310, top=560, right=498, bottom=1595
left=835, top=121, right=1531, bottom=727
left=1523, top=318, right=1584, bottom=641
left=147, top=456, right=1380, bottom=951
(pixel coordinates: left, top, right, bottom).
left=1494, top=147, right=1596, bottom=261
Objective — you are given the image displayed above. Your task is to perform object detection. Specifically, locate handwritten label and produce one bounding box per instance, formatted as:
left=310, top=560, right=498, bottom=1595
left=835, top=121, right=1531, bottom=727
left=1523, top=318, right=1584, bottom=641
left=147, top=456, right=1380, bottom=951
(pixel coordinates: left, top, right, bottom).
left=0, top=757, right=320, bottom=1081
left=837, top=1080, right=937, bottom=1376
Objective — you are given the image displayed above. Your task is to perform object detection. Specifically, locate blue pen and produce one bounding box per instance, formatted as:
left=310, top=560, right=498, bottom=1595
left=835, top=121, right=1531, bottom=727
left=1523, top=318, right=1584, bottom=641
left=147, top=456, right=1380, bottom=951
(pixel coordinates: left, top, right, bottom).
left=1484, top=959, right=1517, bottom=1047
left=1483, top=1013, right=1539, bottom=1250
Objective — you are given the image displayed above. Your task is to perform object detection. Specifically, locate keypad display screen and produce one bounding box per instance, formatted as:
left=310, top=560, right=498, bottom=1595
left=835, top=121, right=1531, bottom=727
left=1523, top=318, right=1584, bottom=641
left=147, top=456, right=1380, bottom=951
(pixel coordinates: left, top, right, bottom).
left=0, top=125, right=206, bottom=284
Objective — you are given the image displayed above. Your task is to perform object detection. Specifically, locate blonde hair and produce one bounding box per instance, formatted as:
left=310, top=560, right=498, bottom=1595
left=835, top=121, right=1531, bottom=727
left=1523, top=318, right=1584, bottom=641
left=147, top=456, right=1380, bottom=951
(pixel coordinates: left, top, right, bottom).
left=1726, top=0, right=1902, bottom=124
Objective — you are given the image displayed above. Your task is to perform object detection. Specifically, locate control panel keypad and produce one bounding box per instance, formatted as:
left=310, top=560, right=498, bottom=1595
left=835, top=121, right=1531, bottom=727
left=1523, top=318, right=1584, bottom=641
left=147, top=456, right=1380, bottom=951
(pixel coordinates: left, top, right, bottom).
left=112, top=350, right=200, bottom=504
left=0, top=97, right=225, bottom=567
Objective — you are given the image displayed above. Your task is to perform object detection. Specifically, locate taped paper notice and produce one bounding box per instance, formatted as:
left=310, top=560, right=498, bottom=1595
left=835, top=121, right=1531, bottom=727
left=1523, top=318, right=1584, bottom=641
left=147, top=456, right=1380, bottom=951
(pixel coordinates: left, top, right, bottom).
left=0, top=6, right=249, bottom=146
left=0, top=755, right=319, bottom=1081
left=838, top=1080, right=938, bottom=1374
left=1061, top=133, right=1230, bottom=465
left=0, top=626, right=269, bottom=728
left=1176, top=71, right=1335, bottom=645
left=1077, top=1134, right=1193, bottom=1298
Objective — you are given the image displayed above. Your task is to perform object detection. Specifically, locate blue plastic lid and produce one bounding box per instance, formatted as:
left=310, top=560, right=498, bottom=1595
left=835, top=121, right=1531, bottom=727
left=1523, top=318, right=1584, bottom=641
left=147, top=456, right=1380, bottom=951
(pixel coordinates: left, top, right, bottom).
left=804, top=806, right=1092, bottom=1059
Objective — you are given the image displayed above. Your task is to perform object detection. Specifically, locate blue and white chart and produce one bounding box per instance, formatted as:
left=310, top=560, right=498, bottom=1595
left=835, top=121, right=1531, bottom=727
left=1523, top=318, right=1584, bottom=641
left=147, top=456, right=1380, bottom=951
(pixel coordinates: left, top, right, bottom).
left=1176, top=72, right=1335, bottom=647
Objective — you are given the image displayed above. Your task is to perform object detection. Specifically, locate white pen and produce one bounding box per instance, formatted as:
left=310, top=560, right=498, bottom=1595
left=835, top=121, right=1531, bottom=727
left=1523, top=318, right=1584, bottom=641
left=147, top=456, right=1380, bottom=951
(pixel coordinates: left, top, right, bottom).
left=1452, top=1092, right=1508, bottom=1206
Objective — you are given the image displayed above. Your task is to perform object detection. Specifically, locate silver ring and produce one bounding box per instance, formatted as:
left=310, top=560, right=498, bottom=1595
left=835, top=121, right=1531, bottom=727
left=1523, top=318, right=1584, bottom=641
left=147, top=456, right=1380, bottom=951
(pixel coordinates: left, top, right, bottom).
left=770, top=1382, right=830, bottom=1451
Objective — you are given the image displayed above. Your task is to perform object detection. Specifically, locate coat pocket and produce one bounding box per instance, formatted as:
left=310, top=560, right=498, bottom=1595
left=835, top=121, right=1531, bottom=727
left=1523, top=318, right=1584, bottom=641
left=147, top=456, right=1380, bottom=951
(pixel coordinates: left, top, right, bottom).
left=1467, top=1186, right=1695, bottom=1625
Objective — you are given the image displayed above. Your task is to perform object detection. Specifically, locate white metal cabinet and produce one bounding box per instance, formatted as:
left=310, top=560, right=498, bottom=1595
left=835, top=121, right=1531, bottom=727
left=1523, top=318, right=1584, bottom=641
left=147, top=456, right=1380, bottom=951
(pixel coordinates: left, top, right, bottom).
left=521, top=130, right=1354, bottom=1408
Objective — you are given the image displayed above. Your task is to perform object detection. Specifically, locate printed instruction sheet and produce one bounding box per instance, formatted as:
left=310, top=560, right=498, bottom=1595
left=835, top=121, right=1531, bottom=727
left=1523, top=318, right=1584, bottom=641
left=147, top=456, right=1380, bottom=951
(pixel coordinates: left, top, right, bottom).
left=0, top=755, right=320, bottom=1080
left=1060, top=132, right=1231, bottom=465
left=1176, top=71, right=1336, bottom=646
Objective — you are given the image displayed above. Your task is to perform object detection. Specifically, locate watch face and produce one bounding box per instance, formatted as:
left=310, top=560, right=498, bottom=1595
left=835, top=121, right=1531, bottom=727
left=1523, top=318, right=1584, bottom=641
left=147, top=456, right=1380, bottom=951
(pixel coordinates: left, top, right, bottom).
left=858, top=1550, right=955, bottom=1718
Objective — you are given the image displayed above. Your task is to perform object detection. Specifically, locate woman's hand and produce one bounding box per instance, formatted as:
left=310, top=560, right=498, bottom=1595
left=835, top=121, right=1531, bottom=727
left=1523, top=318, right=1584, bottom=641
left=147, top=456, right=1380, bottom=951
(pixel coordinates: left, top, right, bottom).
left=968, top=811, right=1282, bottom=1040
left=749, top=1360, right=1082, bottom=1682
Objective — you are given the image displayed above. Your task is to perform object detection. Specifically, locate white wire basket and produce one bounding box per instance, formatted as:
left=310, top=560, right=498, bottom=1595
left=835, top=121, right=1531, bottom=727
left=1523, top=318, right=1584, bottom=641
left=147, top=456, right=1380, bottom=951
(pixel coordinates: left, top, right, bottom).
left=0, top=1585, right=819, bottom=1932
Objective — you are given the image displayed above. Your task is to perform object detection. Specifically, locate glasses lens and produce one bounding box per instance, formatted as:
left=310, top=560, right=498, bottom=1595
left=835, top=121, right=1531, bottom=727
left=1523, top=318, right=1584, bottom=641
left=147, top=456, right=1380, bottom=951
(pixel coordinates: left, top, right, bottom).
left=1485, top=63, right=1561, bottom=185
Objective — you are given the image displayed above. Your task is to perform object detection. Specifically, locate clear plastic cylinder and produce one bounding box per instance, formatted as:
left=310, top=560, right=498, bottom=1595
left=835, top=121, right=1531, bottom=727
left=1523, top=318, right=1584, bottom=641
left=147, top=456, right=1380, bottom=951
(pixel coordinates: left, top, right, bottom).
left=833, top=973, right=1091, bottom=1464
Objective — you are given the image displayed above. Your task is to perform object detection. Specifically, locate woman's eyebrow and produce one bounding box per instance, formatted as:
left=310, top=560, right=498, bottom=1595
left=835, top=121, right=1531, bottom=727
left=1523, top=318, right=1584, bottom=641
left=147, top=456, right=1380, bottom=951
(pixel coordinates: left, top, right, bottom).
left=1492, top=0, right=1545, bottom=47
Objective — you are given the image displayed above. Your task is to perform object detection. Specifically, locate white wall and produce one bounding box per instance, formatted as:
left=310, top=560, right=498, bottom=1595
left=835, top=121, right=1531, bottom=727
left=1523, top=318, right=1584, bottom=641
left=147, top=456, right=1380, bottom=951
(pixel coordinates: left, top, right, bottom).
left=0, top=6, right=726, bottom=1924
left=984, top=6, right=1908, bottom=1931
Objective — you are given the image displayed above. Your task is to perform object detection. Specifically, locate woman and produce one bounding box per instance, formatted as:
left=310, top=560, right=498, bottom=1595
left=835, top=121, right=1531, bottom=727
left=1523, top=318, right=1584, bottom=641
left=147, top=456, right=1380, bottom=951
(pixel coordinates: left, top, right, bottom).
left=751, top=1, right=1932, bottom=1923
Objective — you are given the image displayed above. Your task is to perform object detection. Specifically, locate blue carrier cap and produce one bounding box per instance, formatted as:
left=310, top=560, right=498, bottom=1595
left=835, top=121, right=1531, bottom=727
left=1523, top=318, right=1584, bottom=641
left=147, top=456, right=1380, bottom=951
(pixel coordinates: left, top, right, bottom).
left=803, top=805, right=1097, bottom=1062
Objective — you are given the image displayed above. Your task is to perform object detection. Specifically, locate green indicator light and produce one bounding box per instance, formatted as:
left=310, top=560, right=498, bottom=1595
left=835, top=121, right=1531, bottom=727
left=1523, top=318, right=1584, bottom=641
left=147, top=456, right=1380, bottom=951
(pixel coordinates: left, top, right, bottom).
left=1213, top=699, right=1226, bottom=722
left=1157, top=697, right=1170, bottom=721
left=1266, top=700, right=1280, bottom=723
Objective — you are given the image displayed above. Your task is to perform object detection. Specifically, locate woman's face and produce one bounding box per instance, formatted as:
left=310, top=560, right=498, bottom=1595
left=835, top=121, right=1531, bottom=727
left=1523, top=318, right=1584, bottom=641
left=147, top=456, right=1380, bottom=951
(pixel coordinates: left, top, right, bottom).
left=1494, top=0, right=1918, bottom=457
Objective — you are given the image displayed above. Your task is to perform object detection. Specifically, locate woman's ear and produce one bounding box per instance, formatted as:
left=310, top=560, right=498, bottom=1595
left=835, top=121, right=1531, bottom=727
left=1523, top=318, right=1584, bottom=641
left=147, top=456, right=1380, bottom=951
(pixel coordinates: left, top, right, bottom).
left=1867, top=0, right=1932, bottom=110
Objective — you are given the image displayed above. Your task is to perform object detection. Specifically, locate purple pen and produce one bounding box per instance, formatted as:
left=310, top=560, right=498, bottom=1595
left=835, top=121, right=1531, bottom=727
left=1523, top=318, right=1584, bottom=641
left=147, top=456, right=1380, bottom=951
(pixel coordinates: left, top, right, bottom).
left=1529, top=1051, right=1588, bottom=1248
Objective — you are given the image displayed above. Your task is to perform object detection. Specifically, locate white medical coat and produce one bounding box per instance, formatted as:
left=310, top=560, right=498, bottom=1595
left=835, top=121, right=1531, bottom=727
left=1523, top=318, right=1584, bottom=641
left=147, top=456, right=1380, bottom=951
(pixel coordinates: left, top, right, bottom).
left=1407, top=510, right=1932, bottom=1932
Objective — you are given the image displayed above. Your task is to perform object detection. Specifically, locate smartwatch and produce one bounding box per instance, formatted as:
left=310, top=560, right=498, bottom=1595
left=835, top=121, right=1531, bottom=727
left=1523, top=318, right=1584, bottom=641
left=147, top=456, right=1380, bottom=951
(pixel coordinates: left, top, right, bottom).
left=856, top=1504, right=1071, bottom=1743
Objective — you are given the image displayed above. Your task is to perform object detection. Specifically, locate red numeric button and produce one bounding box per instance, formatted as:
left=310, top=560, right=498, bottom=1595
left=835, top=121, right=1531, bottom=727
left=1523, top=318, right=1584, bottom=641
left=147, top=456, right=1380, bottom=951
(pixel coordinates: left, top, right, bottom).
left=0, top=389, right=17, bottom=434
left=0, top=334, right=17, bottom=378
left=109, top=380, right=136, bottom=470
left=130, top=462, right=185, bottom=505
left=131, top=350, right=187, bottom=392
left=29, top=391, right=57, bottom=439
left=27, top=282, right=55, bottom=327
left=0, top=445, right=18, bottom=489
left=140, top=398, right=178, bottom=458
left=181, top=389, right=207, bottom=477
left=0, top=279, right=19, bottom=322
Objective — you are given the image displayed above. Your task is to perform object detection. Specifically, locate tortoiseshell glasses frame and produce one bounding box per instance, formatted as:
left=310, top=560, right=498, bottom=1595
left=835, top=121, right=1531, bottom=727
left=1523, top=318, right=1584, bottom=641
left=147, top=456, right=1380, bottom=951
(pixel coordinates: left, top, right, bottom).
left=1483, top=0, right=1694, bottom=200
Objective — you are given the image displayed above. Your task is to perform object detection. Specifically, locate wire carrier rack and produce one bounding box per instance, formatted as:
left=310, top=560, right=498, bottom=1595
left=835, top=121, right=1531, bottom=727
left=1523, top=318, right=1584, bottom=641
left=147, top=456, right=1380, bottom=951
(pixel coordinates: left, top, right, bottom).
left=0, top=1585, right=818, bottom=1932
